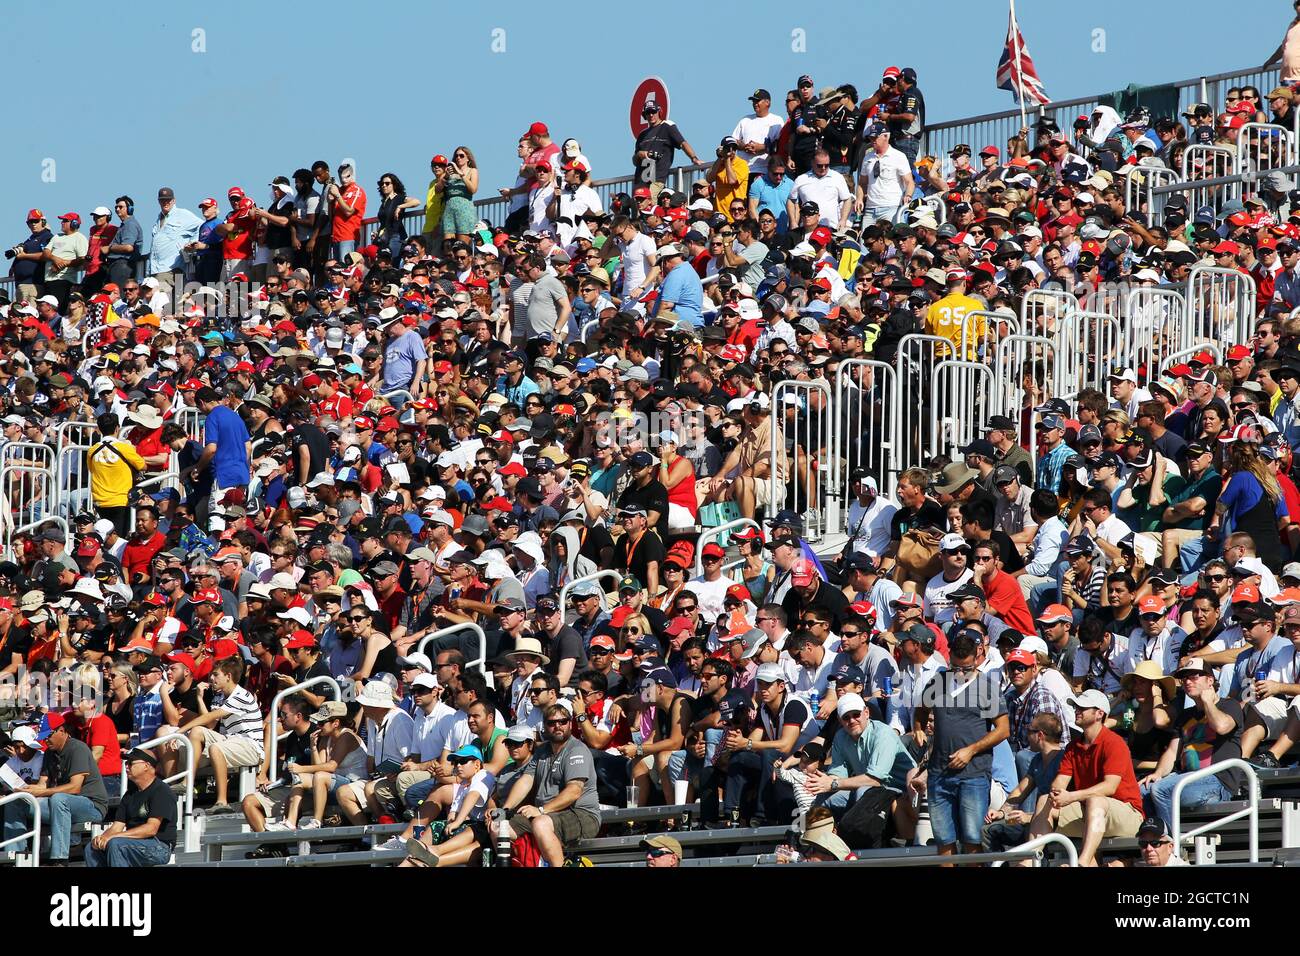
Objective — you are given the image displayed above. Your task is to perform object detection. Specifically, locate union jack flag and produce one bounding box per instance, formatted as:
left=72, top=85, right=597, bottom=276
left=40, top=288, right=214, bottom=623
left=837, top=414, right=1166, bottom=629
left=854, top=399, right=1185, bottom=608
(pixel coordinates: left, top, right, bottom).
left=996, top=8, right=1050, bottom=106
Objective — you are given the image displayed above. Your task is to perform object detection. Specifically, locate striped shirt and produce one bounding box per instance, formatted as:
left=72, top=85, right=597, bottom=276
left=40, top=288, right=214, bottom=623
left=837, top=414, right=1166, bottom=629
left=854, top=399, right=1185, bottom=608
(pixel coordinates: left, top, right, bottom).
left=213, top=685, right=265, bottom=750
left=132, top=684, right=164, bottom=746
left=1006, top=677, right=1068, bottom=751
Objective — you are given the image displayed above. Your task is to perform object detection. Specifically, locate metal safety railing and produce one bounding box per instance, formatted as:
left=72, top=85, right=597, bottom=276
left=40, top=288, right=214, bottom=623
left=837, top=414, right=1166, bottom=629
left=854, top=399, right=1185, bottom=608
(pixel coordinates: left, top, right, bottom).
left=415, top=621, right=488, bottom=677
left=124, top=731, right=199, bottom=854
left=831, top=358, right=897, bottom=503
left=1171, top=758, right=1259, bottom=865
left=1186, top=264, right=1256, bottom=351
left=0, top=791, right=42, bottom=867
left=770, top=379, right=832, bottom=545
left=266, top=676, right=343, bottom=778
left=776, top=832, right=1078, bottom=868
left=929, top=361, right=994, bottom=462
left=556, top=569, right=625, bottom=618
left=695, top=518, right=761, bottom=575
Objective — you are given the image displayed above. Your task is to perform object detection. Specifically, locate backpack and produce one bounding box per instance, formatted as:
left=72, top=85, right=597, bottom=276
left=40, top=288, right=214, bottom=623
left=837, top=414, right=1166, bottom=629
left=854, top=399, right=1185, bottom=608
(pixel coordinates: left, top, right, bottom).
left=835, top=786, right=898, bottom=850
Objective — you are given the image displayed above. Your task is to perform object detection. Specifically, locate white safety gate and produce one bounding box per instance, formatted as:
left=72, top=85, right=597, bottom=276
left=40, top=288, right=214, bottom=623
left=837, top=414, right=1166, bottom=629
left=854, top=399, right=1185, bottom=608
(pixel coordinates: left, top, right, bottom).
left=0, top=442, right=63, bottom=562
left=770, top=379, right=833, bottom=546
left=1020, top=289, right=1078, bottom=339
left=929, top=361, right=995, bottom=462
left=992, top=334, right=1059, bottom=424
left=1125, top=287, right=1188, bottom=386
left=1055, top=310, right=1122, bottom=395
left=894, top=334, right=950, bottom=475
left=832, top=358, right=898, bottom=505
left=1185, top=265, right=1256, bottom=351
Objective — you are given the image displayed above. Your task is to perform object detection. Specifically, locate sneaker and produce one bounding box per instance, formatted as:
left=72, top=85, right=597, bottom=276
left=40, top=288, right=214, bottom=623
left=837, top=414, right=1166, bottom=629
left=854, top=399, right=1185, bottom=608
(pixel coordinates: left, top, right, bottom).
left=246, top=845, right=287, bottom=860
left=377, top=836, right=407, bottom=852
left=264, top=821, right=293, bottom=832
left=298, top=818, right=321, bottom=830
left=1250, top=751, right=1281, bottom=769
left=201, top=802, right=239, bottom=816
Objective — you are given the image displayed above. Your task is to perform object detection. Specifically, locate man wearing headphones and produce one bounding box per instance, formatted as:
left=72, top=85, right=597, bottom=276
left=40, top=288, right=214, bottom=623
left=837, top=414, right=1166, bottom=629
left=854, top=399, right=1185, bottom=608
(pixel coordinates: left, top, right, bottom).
left=106, top=196, right=144, bottom=289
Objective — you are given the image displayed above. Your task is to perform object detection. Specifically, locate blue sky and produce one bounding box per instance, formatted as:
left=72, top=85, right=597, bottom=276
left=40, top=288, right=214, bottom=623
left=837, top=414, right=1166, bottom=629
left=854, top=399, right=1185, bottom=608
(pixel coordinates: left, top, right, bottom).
left=0, top=0, right=1288, bottom=238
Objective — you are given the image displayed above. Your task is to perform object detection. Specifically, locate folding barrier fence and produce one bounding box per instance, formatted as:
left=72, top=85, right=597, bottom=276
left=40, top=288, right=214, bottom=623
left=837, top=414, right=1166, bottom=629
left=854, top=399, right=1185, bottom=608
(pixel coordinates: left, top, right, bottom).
left=894, top=334, right=950, bottom=474
left=1160, top=342, right=1222, bottom=377
left=1019, top=289, right=1078, bottom=339
left=0, top=443, right=58, bottom=562
left=769, top=379, right=832, bottom=546
left=1055, top=310, right=1122, bottom=396
left=1237, top=123, right=1297, bottom=176
left=928, top=361, right=995, bottom=462
left=1185, top=265, right=1256, bottom=351
left=832, top=359, right=898, bottom=502
left=991, top=334, right=1059, bottom=425
left=1124, top=286, right=1188, bottom=386
left=416, top=622, right=490, bottom=677
left=960, top=310, right=1018, bottom=365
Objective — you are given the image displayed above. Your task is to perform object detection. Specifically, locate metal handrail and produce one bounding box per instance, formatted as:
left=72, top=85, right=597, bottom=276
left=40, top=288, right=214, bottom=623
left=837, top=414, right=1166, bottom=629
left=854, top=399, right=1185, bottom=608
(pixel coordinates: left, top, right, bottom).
left=557, top=569, right=624, bottom=617
left=776, top=832, right=1078, bottom=867
left=266, top=676, right=343, bottom=777
left=1171, top=757, right=1258, bottom=864
left=123, top=731, right=198, bottom=853
left=415, top=621, right=488, bottom=676
left=695, top=518, right=761, bottom=575
left=0, top=791, right=41, bottom=866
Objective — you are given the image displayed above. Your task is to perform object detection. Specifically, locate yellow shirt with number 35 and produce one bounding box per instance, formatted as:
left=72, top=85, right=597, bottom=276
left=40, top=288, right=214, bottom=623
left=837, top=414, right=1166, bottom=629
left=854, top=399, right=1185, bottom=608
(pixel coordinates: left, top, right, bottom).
left=925, top=292, right=985, bottom=360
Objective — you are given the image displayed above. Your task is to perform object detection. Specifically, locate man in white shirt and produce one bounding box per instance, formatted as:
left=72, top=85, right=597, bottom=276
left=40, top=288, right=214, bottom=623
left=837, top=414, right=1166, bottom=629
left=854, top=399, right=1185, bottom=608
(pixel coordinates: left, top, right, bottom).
left=1108, top=368, right=1152, bottom=419
left=855, top=123, right=914, bottom=225
left=685, top=543, right=734, bottom=622
left=923, top=533, right=974, bottom=627
left=731, top=89, right=785, bottom=176
left=845, top=472, right=897, bottom=557
left=787, top=149, right=852, bottom=229
left=548, top=162, right=603, bottom=248
left=527, top=163, right=558, bottom=237
left=613, top=216, right=659, bottom=303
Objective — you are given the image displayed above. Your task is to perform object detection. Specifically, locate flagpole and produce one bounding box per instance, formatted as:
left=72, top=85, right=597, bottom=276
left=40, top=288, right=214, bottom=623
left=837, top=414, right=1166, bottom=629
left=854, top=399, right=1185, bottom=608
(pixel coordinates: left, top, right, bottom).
left=1009, top=0, right=1028, bottom=134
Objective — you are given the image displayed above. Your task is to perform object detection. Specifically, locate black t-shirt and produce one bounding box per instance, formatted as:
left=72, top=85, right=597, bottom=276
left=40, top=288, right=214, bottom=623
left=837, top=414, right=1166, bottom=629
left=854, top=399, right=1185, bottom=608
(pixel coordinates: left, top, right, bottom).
left=781, top=578, right=851, bottom=631
left=289, top=422, right=330, bottom=482
left=634, top=122, right=687, bottom=184
left=579, top=522, right=614, bottom=569
left=295, top=658, right=333, bottom=687
left=543, top=625, right=587, bottom=684
left=618, top=480, right=671, bottom=538
left=1174, top=698, right=1246, bottom=793
left=115, top=776, right=178, bottom=847
left=987, top=529, right=1025, bottom=574
left=265, top=197, right=294, bottom=248
left=280, top=728, right=315, bottom=781
left=0, top=624, right=32, bottom=666
left=169, top=683, right=203, bottom=716
left=890, top=500, right=946, bottom=541
left=617, top=530, right=666, bottom=587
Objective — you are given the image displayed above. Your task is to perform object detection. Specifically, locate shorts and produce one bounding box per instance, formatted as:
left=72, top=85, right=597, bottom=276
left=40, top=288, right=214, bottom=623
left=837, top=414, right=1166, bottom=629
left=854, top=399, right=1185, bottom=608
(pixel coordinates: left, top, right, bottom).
left=442, top=197, right=476, bottom=236
left=510, top=807, right=600, bottom=847
left=195, top=728, right=263, bottom=770
left=1055, top=796, right=1144, bottom=838
left=1249, top=696, right=1291, bottom=739
left=324, top=771, right=364, bottom=798
left=754, top=478, right=785, bottom=510
left=927, top=772, right=989, bottom=848
left=251, top=786, right=292, bottom=817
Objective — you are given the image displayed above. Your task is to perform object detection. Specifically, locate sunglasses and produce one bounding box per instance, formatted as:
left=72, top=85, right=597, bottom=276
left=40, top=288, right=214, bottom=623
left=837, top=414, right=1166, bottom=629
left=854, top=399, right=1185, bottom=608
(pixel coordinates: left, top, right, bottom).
left=1137, top=839, right=1171, bottom=849
left=646, top=847, right=676, bottom=858
left=527, top=687, right=548, bottom=696
left=348, top=615, right=370, bottom=623
left=544, top=717, right=571, bottom=727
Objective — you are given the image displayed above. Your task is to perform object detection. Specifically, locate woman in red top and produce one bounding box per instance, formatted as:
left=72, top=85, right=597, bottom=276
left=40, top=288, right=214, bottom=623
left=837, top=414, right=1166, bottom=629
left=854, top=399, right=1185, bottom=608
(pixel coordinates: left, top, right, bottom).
left=126, top=406, right=171, bottom=472
left=70, top=663, right=124, bottom=798
left=659, top=432, right=699, bottom=530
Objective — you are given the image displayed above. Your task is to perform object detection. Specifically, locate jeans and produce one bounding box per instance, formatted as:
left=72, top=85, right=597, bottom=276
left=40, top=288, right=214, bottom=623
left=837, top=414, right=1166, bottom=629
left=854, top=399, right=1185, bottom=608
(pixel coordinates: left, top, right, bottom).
left=332, top=240, right=357, bottom=261
left=84, top=836, right=172, bottom=867
left=1142, top=772, right=1233, bottom=836
left=403, top=777, right=439, bottom=812
left=984, top=818, right=1029, bottom=852
left=719, top=748, right=794, bottom=823
left=927, top=772, right=990, bottom=848
left=591, top=751, right=631, bottom=806
left=2, top=792, right=104, bottom=860
left=894, top=137, right=920, bottom=167
left=863, top=204, right=904, bottom=225
left=813, top=783, right=878, bottom=818
left=1177, top=534, right=1216, bottom=576
left=667, top=729, right=724, bottom=785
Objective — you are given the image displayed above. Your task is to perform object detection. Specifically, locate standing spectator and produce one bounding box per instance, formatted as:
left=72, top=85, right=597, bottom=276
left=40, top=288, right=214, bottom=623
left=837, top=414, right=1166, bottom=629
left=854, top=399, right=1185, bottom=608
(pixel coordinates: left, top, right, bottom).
left=910, top=630, right=1009, bottom=860
left=439, top=148, right=479, bottom=246
left=85, top=749, right=176, bottom=868
left=789, top=149, right=852, bottom=229
left=147, top=187, right=202, bottom=280
left=105, top=195, right=143, bottom=289
left=189, top=388, right=250, bottom=531
left=748, top=158, right=794, bottom=231
left=854, top=124, right=914, bottom=225
left=632, top=102, right=701, bottom=196
left=186, top=198, right=223, bottom=284
left=732, top=89, right=785, bottom=178
left=707, top=137, right=750, bottom=221
left=327, top=162, right=367, bottom=261
left=42, top=212, right=89, bottom=308
left=82, top=205, right=117, bottom=296
left=8, top=208, right=52, bottom=303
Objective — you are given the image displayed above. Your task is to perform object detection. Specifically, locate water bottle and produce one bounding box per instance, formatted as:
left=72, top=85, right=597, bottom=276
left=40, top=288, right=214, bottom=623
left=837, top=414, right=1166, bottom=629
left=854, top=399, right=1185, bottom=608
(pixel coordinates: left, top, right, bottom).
left=881, top=677, right=893, bottom=696
left=808, top=690, right=821, bottom=716
left=494, top=814, right=513, bottom=867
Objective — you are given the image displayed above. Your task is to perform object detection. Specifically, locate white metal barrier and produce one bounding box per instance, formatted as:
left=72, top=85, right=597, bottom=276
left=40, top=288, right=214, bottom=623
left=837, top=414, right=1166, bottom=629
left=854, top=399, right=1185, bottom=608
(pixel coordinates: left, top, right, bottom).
left=56, top=441, right=95, bottom=519
left=1125, top=286, right=1188, bottom=386
left=1057, top=310, right=1122, bottom=395
left=1127, top=165, right=1180, bottom=222
left=895, top=334, right=950, bottom=472
left=770, top=378, right=833, bottom=545
left=266, top=676, right=344, bottom=779
left=960, top=310, right=1018, bottom=364
left=779, top=832, right=1078, bottom=868
left=992, top=333, right=1057, bottom=422
left=929, top=361, right=994, bottom=461
left=1171, top=758, right=1259, bottom=865
left=124, top=732, right=199, bottom=854
left=831, top=358, right=898, bottom=513
left=1186, top=265, right=1256, bottom=350
left=1160, top=342, right=1222, bottom=376
left=1019, top=289, right=1077, bottom=339
left=580, top=319, right=601, bottom=345
left=695, top=519, right=761, bottom=575
left=415, top=621, right=489, bottom=677
left=175, top=406, right=203, bottom=445
left=1238, top=122, right=1297, bottom=176
left=0, top=791, right=42, bottom=867
left=0, top=445, right=62, bottom=562
left=1181, top=145, right=1242, bottom=219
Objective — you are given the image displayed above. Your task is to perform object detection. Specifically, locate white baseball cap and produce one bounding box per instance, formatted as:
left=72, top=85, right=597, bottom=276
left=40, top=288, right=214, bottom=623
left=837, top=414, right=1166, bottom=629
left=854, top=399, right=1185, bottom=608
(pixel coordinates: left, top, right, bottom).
left=836, top=693, right=866, bottom=717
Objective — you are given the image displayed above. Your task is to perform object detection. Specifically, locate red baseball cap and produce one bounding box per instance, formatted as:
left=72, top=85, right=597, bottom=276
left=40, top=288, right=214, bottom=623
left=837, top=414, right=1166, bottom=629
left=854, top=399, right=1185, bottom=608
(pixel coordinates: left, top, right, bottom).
left=163, top=652, right=198, bottom=675
left=732, top=527, right=765, bottom=543
left=211, top=638, right=241, bottom=660
left=791, top=557, right=818, bottom=588
left=809, top=226, right=833, bottom=247
left=377, top=417, right=400, bottom=433
left=0, top=597, right=13, bottom=612
left=286, top=630, right=318, bottom=649
left=142, top=592, right=169, bottom=607
left=810, top=276, right=832, bottom=292
left=1212, top=240, right=1240, bottom=255
left=1226, top=344, right=1252, bottom=361
left=1136, top=595, right=1165, bottom=615
left=233, top=360, right=255, bottom=374
left=499, top=462, right=527, bottom=478
left=75, top=537, right=102, bottom=558
left=633, top=186, right=651, bottom=199
left=483, top=496, right=513, bottom=511
left=177, top=378, right=204, bottom=391
left=433, top=360, right=453, bottom=375
left=665, top=616, right=695, bottom=636
left=610, top=605, right=635, bottom=629
left=1231, top=583, right=1262, bottom=604
left=353, top=416, right=375, bottom=431
left=198, top=197, right=218, bottom=210
left=702, top=543, right=726, bottom=559
left=979, top=145, right=1000, bottom=157
left=227, top=186, right=246, bottom=199
left=848, top=600, right=877, bottom=620
left=490, top=430, right=514, bottom=444
left=193, top=589, right=222, bottom=605
left=301, top=373, right=322, bottom=389
left=1036, top=603, right=1073, bottom=624
left=882, top=66, right=901, bottom=79
left=589, top=634, right=616, bottom=651
left=26, top=209, right=44, bottom=221
left=890, top=592, right=923, bottom=610
left=431, top=154, right=448, bottom=165
left=121, top=636, right=155, bottom=652
left=725, top=583, right=752, bottom=603
left=1189, top=350, right=1215, bottom=367
left=1005, top=648, right=1037, bottom=667
left=525, top=121, right=549, bottom=137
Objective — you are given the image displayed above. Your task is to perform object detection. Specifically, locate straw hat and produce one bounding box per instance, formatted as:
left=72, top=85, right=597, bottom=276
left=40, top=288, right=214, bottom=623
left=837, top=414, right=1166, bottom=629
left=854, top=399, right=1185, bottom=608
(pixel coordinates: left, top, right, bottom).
left=505, top=636, right=551, bottom=665
left=1121, top=659, right=1176, bottom=700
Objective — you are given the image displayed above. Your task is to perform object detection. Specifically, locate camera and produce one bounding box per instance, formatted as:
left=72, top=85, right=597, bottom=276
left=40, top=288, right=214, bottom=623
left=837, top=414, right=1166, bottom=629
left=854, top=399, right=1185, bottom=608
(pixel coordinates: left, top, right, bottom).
left=3, top=249, right=15, bottom=260
left=1073, top=118, right=1089, bottom=131
left=645, top=151, right=660, bottom=160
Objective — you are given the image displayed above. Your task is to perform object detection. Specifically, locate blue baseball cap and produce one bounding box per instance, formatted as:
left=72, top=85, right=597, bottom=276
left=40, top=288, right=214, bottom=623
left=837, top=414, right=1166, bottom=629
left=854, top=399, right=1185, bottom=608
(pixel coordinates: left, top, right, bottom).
left=575, top=358, right=598, bottom=374
left=451, top=744, right=483, bottom=761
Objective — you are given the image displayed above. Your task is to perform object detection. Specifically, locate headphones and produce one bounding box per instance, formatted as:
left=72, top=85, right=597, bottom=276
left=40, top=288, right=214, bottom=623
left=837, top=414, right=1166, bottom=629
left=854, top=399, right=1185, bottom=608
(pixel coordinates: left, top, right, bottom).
left=118, top=196, right=135, bottom=215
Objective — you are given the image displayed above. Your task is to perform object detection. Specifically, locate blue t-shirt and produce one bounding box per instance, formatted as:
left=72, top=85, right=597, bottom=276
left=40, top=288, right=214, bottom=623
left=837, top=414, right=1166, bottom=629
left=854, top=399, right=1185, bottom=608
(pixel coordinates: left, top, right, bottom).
left=749, top=175, right=794, bottom=231
left=204, top=404, right=250, bottom=488
left=383, top=329, right=428, bottom=392
left=1228, top=635, right=1294, bottom=698
left=1217, top=471, right=1264, bottom=523
left=657, top=261, right=704, bottom=327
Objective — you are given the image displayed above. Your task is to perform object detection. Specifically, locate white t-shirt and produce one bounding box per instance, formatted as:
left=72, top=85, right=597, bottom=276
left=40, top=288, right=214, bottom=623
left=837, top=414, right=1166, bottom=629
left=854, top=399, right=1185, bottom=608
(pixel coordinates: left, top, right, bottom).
left=554, top=185, right=603, bottom=247
left=794, top=651, right=837, bottom=699
left=617, top=231, right=658, bottom=295
left=449, top=769, right=492, bottom=820
left=858, top=146, right=913, bottom=208
left=790, top=171, right=851, bottom=226
left=731, top=113, right=785, bottom=174
left=923, top=568, right=974, bottom=626
left=684, top=574, right=733, bottom=625
left=528, top=185, right=556, bottom=237
left=846, top=495, right=899, bottom=558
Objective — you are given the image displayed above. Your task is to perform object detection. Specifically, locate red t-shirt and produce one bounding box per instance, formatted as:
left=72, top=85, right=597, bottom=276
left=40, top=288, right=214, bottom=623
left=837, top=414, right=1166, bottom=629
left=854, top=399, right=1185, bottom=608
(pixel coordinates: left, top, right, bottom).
left=223, top=201, right=257, bottom=261
left=982, top=569, right=1035, bottom=635
left=378, top=584, right=407, bottom=633
left=1057, top=726, right=1143, bottom=813
left=122, top=530, right=167, bottom=583
left=332, top=183, right=367, bottom=242
left=129, top=425, right=170, bottom=469
left=312, top=392, right=354, bottom=421
left=70, top=712, right=123, bottom=778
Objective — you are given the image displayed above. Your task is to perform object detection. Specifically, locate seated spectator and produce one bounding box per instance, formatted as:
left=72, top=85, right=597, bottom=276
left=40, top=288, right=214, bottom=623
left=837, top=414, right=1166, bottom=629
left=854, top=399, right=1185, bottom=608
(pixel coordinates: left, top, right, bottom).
left=175, top=657, right=266, bottom=815
left=983, top=712, right=1065, bottom=852
left=85, top=748, right=177, bottom=868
